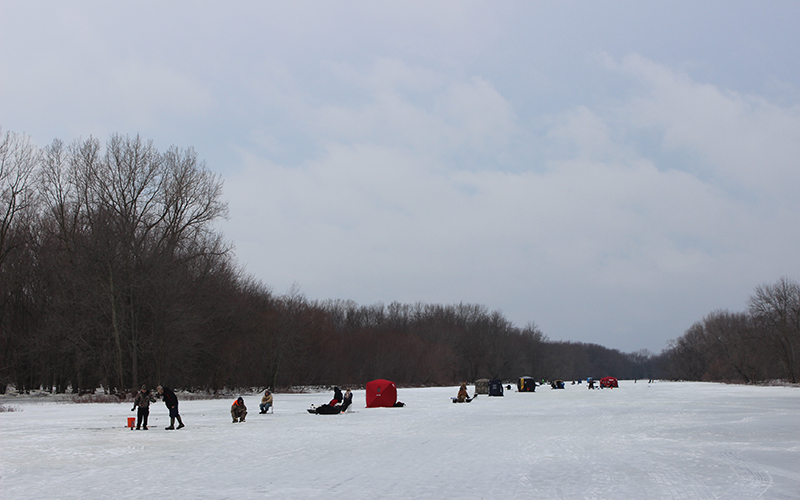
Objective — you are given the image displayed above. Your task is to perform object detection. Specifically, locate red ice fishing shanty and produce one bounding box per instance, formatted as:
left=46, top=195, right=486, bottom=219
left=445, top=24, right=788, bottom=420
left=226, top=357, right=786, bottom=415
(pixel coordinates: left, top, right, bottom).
left=365, top=379, right=397, bottom=408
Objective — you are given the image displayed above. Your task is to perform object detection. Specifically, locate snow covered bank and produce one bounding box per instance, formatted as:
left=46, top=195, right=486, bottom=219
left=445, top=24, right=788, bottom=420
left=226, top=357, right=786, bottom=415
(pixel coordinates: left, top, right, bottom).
left=1, top=381, right=799, bottom=499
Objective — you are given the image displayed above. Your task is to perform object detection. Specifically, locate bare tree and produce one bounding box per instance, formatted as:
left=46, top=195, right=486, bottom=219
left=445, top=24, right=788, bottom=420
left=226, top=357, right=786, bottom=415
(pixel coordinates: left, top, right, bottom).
left=749, top=277, right=800, bottom=383
left=666, top=322, right=710, bottom=381
left=36, top=134, right=230, bottom=390
left=0, top=130, right=39, bottom=392
left=0, top=130, right=37, bottom=265
left=701, top=310, right=766, bottom=383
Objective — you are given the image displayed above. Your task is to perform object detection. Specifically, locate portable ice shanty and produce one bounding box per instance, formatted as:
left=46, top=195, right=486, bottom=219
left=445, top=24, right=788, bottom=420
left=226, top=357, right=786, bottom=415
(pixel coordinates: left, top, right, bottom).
left=474, top=379, right=490, bottom=394
left=366, top=379, right=398, bottom=408
left=488, top=379, right=504, bottom=396
left=600, top=376, right=619, bottom=388
left=517, top=376, right=536, bottom=392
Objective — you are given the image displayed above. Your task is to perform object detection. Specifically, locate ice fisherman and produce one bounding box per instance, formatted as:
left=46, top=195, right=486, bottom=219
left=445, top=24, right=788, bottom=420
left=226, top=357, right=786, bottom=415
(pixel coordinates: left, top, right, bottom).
left=131, top=385, right=155, bottom=430
left=341, top=388, right=353, bottom=412
left=259, top=390, right=273, bottom=414
left=310, top=387, right=346, bottom=414
left=457, top=382, right=469, bottom=402
left=330, top=387, right=343, bottom=406
left=157, top=385, right=185, bottom=430
left=231, top=397, right=247, bottom=423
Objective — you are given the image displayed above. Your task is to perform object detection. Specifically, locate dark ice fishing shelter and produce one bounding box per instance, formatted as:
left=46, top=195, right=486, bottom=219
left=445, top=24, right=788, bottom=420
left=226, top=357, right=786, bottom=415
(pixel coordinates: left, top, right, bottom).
left=488, top=379, right=504, bottom=396
left=517, top=376, right=536, bottom=392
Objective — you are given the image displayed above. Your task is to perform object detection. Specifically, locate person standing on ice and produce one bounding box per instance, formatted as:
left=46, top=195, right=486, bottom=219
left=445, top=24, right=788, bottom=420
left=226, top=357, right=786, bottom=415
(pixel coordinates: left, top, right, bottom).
left=157, top=385, right=185, bottom=430
left=259, top=390, right=273, bottom=414
left=131, top=385, right=155, bottom=430
left=231, top=397, right=247, bottom=423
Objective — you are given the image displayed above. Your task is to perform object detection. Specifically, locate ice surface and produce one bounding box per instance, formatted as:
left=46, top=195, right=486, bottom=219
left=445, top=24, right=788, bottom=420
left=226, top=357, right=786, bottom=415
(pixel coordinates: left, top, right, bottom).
left=1, top=381, right=799, bottom=499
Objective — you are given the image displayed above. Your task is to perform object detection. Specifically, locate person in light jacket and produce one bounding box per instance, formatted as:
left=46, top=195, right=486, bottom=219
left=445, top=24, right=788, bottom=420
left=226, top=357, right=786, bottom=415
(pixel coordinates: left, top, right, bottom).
left=457, top=382, right=469, bottom=402
left=131, top=385, right=155, bottom=430
left=259, top=390, right=273, bottom=414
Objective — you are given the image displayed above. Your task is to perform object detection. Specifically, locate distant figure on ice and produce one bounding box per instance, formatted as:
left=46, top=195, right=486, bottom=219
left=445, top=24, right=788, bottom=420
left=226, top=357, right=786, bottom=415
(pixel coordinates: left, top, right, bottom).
left=259, top=390, right=273, bottom=414
left=330, top=387, right=343, bottom=406
left=588, top=378, right=596, bottom=390
left=131, top=385, right=155, bottom=430
left=341, top=388, right=353, bottom=412
left=457, top=382, right=469, bottom=403
left=157, top=385, right=185, bottom=430
left=231, top=397, right=247, bottom=423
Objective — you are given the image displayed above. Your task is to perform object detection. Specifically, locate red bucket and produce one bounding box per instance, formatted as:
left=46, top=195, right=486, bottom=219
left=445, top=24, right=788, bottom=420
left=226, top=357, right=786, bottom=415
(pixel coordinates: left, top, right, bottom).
left=127, top=417, right=135, bottom=428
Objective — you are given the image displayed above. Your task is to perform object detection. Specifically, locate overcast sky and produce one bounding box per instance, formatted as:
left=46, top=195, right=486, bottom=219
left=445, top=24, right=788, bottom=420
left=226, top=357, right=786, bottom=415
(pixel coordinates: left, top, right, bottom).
left=3, top=2, right=799, bottom=353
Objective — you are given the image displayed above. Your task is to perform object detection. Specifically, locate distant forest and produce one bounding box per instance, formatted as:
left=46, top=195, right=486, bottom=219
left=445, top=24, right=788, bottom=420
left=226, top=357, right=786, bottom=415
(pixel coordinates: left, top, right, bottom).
left=1, top=131, right=794, bottom=394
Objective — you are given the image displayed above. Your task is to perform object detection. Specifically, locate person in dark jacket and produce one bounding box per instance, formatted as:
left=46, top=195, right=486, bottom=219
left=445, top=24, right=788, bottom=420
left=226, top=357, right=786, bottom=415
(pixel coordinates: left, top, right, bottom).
left=309, top=386, right=346, bottom=415
left=340, top=388, right=353, bottom=412
left=330, top=387, right=343, bottom=406
left=231, top=397, right=247, bottom=423
left=131, top=385, right=155, bottom=430
left=157, top=385, right=184, bottom=430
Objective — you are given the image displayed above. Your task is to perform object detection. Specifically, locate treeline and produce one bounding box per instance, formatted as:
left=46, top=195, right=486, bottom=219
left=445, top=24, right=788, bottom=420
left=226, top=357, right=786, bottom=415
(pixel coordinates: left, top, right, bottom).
left=662, top=277, right=800, bottom=383
left=0, top=130, right=656, bottom=394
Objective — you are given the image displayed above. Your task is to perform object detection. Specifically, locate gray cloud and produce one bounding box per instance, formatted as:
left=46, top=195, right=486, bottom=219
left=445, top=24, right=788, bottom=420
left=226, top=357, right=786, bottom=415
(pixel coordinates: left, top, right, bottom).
left=2, top=1, right=799, bottom=352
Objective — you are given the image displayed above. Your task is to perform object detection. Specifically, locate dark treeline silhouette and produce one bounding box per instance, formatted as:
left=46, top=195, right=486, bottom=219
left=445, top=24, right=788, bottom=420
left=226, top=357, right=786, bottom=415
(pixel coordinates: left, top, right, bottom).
left=0, top=130, right=657, bottom=394
left=661, top=277, right=800, bottom=384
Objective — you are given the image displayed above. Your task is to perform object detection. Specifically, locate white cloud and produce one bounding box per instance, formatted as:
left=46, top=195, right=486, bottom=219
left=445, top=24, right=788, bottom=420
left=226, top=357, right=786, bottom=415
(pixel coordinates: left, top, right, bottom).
left=5, top=2, right=800, bottom=352
left=110, top=61, right=215, bottom=125
left=610, top=54, right=800, bottom=197
left=222, top=54, right=800, bottom=352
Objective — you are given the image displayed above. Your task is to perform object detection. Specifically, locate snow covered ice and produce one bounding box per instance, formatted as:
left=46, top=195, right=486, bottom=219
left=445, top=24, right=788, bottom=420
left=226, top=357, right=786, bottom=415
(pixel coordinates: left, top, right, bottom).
left=1, top=381, right=799, bottom=499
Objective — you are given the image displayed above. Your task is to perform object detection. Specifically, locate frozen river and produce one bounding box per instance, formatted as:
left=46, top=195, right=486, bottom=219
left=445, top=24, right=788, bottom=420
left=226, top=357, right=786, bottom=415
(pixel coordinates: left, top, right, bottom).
left=1, top=381, right=798, bottom=499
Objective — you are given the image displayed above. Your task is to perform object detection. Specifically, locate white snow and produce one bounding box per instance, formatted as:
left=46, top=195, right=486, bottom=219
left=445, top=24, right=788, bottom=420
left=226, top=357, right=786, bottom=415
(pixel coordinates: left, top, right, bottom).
left=1, top=381, right=799, bottom=499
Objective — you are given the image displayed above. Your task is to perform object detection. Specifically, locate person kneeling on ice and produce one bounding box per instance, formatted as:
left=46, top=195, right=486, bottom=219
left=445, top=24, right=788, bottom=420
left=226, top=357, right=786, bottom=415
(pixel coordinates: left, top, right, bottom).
left=231, top=397, right=247, bottom=423
left=131, top=385, right=155, bottom=430
left=157, top=385, right=185, bottom=430
left=259, top=390, right=273, bottom=414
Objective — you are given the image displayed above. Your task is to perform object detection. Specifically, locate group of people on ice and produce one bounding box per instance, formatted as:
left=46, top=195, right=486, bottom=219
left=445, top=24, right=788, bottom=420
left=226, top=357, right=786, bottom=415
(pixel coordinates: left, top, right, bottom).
left=131, top=385, right=184, bottom=430
left=308, top=387, right=353, bottom=414
left=129, top=384, right=359, bottom=429
left=231, top=390, right=274, bottom=423
left=232, top=386, right=356, bottom=420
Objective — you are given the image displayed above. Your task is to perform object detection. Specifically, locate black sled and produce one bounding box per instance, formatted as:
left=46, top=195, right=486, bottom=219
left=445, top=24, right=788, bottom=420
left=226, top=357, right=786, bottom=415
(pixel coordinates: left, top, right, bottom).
left=308, top=404, right=342, bottom=414
left=451, top=394, right=477, bottom=403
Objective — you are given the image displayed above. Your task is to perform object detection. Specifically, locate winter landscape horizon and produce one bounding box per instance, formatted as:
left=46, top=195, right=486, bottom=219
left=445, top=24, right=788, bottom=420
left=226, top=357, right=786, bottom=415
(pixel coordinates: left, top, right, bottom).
left=1, top=381, right=798, bottom=499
